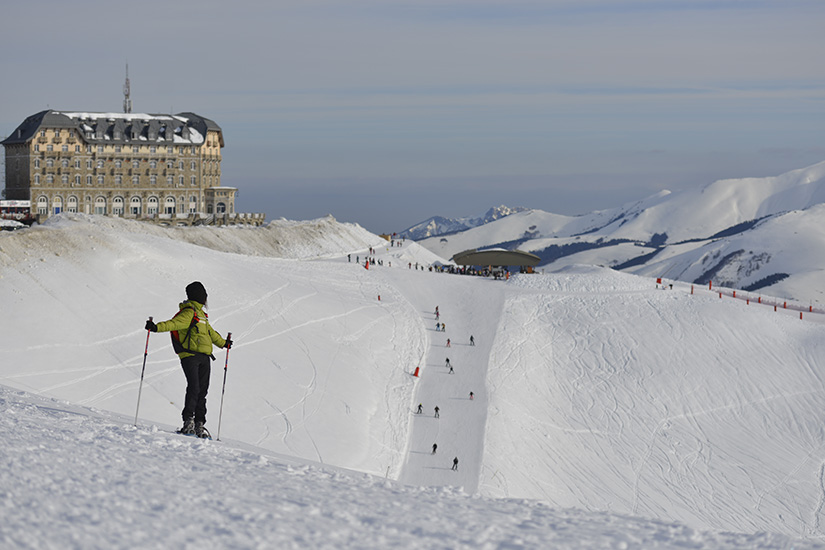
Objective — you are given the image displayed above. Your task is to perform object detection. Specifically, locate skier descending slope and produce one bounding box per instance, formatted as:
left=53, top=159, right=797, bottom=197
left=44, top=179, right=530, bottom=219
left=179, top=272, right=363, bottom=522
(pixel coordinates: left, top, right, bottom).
left=145, top=281, right=232, bottom=439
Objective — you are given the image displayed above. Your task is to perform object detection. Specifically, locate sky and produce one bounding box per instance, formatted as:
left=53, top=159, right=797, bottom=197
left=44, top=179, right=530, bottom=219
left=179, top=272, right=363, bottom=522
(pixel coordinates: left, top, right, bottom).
left=2, top=0, right=824, bottom=233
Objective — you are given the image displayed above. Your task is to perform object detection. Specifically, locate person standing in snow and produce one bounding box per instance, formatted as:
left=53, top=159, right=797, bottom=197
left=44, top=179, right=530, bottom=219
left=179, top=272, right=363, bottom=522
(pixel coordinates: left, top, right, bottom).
left=470, top=335, right=475, bottom=346
left=452, top=457, right=459, bottom=471
left=445, top=357, right=450, bottom=368
left=434, top=406, right=440, bottom=418
left=144, top=281, right=231, bottom=438
left=446, top=338, right=451, bottom=348
left=417, top=403, right=423, bottom=414
left=449, top=364, right=454, bottom=374
left=436, top=322, right=441, bottom=332
left=432, top=443, right=437, bottom=454
left=469, top=392, right=474, bottom=400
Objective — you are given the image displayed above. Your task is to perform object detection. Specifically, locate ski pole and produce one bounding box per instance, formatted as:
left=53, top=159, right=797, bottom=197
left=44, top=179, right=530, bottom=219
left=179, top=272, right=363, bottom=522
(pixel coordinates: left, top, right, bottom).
left=216, top=332, right=231, bottom=441
left=134, top=317, right=152, bottom=427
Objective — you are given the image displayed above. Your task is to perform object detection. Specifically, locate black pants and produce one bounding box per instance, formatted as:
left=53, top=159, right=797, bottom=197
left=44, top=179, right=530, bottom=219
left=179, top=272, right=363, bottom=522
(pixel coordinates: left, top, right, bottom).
left=180, top=354, right=211, bottom=423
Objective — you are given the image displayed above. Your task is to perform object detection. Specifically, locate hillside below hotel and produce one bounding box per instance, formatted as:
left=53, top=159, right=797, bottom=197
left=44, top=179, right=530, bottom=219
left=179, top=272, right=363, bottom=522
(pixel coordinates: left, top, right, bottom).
left=1, top=110, right=264, bottom=226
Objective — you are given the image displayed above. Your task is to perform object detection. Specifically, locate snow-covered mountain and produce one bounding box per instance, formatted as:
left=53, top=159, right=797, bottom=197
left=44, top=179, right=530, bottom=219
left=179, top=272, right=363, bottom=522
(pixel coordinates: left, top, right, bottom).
left=3, top=213, right=825, bottom=547
left=416, top=161, right=825, bottom=305
left=400, top=205, right=528, bottom=240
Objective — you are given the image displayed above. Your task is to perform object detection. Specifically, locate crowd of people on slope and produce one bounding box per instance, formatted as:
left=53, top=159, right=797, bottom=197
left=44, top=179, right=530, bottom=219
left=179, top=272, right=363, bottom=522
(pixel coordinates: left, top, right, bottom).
left=413, top=304, right=479, bottom=473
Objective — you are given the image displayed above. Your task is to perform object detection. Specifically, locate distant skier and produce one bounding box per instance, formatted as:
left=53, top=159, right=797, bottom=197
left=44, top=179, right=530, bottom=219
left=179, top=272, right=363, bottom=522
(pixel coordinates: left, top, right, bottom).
left=347, top=254, right=351, bottom=262
left=470, top=335, right=475, bottom=346
left=452, top=457, right=459, bottom=471
left=445, top=358, right=450, bottom=367
left=432, top=443, right=437, bottom=454
left=469, top=392, right=474, bottom=400
left=446, top=338, right=451, bottom=348
left=436, top=322, right=441, bottom=332
left=449, top=365, right=454, bottom=374
left=417, top=403, right=423, bottom=414
left=441, top=323, right=446, bottom=332
left=434, top=406, right=440, bottom=418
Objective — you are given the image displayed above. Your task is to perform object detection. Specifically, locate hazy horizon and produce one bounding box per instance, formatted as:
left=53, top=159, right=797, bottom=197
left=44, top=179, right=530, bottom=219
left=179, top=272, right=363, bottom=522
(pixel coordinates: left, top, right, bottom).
left=2, top=0, right=824, bottom=233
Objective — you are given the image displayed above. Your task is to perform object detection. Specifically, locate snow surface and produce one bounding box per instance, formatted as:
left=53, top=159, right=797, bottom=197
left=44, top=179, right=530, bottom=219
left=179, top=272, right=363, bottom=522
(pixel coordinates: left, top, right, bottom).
left=1, top=214, right=825, bottom=548
left=417, top=161, right=825, bottom=305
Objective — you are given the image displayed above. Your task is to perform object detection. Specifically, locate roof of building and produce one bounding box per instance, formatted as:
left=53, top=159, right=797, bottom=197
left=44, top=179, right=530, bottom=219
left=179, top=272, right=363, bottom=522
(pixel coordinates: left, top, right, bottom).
left=1, top=110, right=222, bottom=147
left=451, top=248, right=541, bottom=267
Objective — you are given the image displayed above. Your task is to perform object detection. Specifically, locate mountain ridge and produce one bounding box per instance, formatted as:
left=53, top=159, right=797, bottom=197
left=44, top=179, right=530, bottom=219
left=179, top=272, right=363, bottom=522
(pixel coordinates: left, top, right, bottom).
left=413, top=160, right=825, bottom=304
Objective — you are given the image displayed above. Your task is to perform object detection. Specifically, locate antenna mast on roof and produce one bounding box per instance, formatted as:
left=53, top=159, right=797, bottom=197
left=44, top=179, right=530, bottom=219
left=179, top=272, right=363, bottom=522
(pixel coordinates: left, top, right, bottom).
left=123, top=63, right=132, bottom=114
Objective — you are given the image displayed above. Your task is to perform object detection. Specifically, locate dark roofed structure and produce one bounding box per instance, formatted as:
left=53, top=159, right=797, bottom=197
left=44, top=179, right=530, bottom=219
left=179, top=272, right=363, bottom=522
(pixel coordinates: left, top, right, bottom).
left=451, top=249, right=541, bottom=267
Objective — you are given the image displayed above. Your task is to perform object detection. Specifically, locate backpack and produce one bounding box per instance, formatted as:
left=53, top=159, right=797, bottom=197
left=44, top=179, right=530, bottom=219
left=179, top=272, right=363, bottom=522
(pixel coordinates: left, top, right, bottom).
left=170, top=306, right=199, bottom=354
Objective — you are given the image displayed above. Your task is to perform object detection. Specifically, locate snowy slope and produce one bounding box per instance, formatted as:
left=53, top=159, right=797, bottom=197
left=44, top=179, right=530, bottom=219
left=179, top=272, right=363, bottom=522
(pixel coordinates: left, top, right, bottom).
left=416, top=161, right=825, bottom=304
left=5, top=386, right=816, bottom=549
left=3, top=214, right=825, bottom=546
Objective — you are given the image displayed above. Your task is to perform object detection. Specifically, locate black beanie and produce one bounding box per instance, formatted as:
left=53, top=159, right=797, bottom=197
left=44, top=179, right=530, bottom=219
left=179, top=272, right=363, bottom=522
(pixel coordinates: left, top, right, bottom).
left=186, top=281, right=208, bottom=305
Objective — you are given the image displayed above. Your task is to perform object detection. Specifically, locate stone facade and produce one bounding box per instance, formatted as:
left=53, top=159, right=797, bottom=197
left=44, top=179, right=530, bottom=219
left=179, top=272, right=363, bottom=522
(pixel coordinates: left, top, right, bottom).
left=2, top=110, right=264, bottom=226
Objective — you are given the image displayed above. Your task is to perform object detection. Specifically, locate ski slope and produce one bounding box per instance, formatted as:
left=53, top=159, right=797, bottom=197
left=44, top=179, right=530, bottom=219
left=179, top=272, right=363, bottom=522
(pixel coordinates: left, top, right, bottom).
left=2, top=214, right=825, bottom=547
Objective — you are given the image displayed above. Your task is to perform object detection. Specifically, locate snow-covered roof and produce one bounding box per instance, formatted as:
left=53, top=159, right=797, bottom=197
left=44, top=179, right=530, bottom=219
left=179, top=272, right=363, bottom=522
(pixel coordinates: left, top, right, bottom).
left=1, top=110, right=221, bottom=147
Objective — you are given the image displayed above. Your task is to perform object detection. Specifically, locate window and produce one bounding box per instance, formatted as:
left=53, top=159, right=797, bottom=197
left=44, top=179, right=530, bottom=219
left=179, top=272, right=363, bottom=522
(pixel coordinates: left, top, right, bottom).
left=94, top=197, right=106, bottom=215
left=150, top=160, right=157, bottom=169
left=75, top=145, right=81, bottom=153
left=61, top=159, right=69, bottom=168
left=167, top=176, right=174, bottom=186
left=167, top=146, right=174, bottom=154
left=55, top=130, right=60, bottom=137
left=132, top=160, right=140, bottom=169
left=61, top=175, right=68, bottom=185
left=150, top=146, right=157, bottom=154
left=165, top=196, right=176, bottom=214
left=53, top=196, right=63, bottom=215
left=86, top=160, right=93, bottom=169
left=37, top=196, right=48, bottom=214
left=191, top=146, right=196, bottom=155
left=34, top=159, right=40, bottom=169
left=46, top=175, right=54, bottom=184
left=130, top=197, right=141, bottom=215
left=46, top=159, right=54, bottom=168
left=75, top=175, right=81, bottom=186
left=74, top=159, right=80, bottom=169
left=190, top=176, right=197, bottom=186
left=115, top=160, right=122, bottom=168
left=133, top=146, right=139, bottom=153
left=178, top=176, right=184, bottom=186
left=40, top=130, right=46, bottom=138
left=115, top=175, right=123, bottom=185
left=34, top=144, right=40, bottom=152
left=67, top=196, right=78, bottom=213
left=86, top=175, right=92, bottom=185
left=97, top=146, right=104, bottom=153
left=62, top=145, right=68, bottom=152
left=148, top=196, right=158, bottom=215
left=190, top=161, right=196, bottom=170
left=35, top=174, right=41, bottom=185
left=113, top=197, right=124, bottom=216
left=178, top=161, right=184, bottom=170
left=115, top=145, right=122, bottom=153
left=132, top=175, right=140, bottom=185
left=47, top=145, right=53, bottom=152
left=167, top=161, right=174, bottom=169
left=97, top=160, right=104, bottom=169
left=150, top=175, right=157, bottom=186
left=97, top=175, right=104, bottom=185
